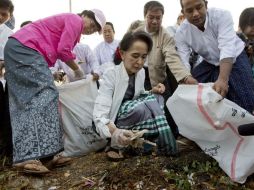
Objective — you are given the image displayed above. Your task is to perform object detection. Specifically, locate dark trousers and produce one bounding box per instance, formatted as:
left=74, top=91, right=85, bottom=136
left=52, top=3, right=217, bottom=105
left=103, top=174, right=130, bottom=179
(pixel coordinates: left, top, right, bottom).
left=143, top=67, right=179, bottom=138
left=0, top=83, right=12, bottom=156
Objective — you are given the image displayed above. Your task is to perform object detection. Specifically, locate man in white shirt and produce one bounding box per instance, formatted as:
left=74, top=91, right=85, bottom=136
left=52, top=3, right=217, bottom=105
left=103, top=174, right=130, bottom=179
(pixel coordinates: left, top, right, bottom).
left=175, top=0, right=254, bottom=113
left=52, top=43, right=101, bottom=82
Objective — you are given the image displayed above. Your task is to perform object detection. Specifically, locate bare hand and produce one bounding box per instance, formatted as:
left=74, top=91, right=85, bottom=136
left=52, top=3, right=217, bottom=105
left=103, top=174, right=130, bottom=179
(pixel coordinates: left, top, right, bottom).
left=53, top=71, right=65, bottom=82
left=0, top=60, right=4, bottom=67
left=184, top=76, right=198, bottom=84
left=0, top=60, right=4, bottom=77
left=73, top=68, right=85, bottom=81
left=213, top=79, right=229, bottom=97
left=247, top=46, right=253, bottom=56
left=92, top=73, right=100, bottom=81
left=151, top=83, right=165, bottom=94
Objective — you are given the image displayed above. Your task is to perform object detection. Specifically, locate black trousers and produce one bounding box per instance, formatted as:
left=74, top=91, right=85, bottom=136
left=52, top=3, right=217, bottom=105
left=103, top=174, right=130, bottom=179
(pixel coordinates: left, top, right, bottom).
left=143, top=67, right=179, bottom=138
left=0, top=82, right=12, bottom=156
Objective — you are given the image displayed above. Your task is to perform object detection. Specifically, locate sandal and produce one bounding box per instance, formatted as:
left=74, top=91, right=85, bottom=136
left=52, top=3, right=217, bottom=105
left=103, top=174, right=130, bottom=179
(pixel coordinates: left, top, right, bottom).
left=13, top=160, right=50, bottom=174
left=51, top=153, right=72, bottom=167
left=106, top=148, right=124, bottom=161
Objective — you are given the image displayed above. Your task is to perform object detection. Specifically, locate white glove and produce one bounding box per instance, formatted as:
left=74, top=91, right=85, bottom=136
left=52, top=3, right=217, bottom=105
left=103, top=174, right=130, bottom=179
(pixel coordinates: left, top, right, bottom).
left=111, top=128, right=134, bottom=149
left=73, top=68, right=85, bottom=81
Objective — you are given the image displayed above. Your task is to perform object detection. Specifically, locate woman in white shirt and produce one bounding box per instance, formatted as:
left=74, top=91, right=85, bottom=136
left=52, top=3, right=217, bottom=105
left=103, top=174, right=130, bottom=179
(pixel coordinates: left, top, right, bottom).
left=94, top=22, right=119, bottom=70
left=93, top=31, right=177, bottom=156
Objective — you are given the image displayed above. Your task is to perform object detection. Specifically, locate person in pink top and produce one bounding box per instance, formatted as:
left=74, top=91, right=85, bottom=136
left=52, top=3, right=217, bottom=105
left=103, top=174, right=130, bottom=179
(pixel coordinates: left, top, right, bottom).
left=3, top=9, right=106, bottom=174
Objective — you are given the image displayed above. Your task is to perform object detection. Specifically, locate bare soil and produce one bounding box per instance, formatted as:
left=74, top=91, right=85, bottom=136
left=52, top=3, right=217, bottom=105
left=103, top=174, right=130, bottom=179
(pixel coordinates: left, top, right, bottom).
left=1, top=146, right=254, bottom=190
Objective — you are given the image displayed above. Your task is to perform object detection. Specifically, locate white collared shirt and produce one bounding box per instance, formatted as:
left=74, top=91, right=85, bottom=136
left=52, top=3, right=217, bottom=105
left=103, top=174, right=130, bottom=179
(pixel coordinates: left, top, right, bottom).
left=94, top=40, right=119, bottom=65
left=175, top=8, right=245, bottom=71
left=0, top=23, right=13, bottom=60
left=52, top=43, right=101, bottom=82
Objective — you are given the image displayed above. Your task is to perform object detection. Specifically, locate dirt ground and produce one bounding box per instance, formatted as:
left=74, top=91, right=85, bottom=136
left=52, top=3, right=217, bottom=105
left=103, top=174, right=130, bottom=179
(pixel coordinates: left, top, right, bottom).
left=1, top=145, right=254, bottom=190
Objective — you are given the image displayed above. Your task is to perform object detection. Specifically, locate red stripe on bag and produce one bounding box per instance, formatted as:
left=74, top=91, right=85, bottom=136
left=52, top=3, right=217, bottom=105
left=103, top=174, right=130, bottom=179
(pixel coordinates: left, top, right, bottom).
left=197, top=84, right=244, bottom=181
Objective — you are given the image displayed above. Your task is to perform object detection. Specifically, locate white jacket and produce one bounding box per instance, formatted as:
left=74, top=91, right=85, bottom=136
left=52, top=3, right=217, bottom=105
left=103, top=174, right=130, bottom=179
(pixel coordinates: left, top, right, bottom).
left=93, top=62, right=145, bottom=138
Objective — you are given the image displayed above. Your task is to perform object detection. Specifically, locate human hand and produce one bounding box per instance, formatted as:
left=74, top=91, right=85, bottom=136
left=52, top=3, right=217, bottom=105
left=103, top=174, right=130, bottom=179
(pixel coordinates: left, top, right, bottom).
left=111, top=128, right=134, bottom=149
left=73, top=68, right=85, bottom=81
left=0, top=60, right=4, bottom=77
left=53, top=71, right=65, bottom=82
left=0, top=60, right=4, bottom=67
left=184, top=76, right=198, bottom=84
left=213, top=79, right=229, bottom=97
left=247, top=45, right=253, bottom=56
left=151, top=83, right=165, bottom=94
left=92, top=72, right=100, bottom=81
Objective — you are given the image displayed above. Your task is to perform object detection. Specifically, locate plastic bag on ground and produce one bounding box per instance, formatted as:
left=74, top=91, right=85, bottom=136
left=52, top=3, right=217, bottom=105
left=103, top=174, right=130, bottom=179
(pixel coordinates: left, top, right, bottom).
left=167, top=83, right=254, bottom=183
left=58, top=76, right=107, bottom=157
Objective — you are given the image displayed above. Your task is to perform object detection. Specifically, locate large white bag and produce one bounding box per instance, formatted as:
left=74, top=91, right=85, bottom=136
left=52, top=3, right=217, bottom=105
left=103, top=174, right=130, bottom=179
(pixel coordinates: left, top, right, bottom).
left=167, top=83, right=254, bottom=183
left=57, top=77, right=107, bottom=157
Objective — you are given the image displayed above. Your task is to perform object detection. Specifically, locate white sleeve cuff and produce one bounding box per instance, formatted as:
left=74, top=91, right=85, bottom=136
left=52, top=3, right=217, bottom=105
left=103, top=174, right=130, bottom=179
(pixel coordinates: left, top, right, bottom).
left=95, top=118, right=112, bottom=139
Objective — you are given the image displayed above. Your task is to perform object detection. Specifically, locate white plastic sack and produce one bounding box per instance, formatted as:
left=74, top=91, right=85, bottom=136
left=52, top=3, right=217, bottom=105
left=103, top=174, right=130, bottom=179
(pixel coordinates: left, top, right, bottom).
left=57, top=77, right=107, bottom=157
left=167, top=83, right=254, bottom=183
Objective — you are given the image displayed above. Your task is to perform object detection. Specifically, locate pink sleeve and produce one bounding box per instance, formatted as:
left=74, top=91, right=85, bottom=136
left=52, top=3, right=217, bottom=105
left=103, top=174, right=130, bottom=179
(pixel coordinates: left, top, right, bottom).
left=57, top=15, right=83, bottom=62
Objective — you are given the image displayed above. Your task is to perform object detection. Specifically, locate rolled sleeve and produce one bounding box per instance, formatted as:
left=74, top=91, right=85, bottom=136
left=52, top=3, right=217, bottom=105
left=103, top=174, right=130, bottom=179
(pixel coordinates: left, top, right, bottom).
left=217, top=11, right=237, bottom=62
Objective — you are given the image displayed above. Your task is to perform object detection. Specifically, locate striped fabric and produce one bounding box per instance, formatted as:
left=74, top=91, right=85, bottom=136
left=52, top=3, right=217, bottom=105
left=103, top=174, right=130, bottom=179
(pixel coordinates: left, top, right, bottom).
left=116, top=93, right=178, bottom=156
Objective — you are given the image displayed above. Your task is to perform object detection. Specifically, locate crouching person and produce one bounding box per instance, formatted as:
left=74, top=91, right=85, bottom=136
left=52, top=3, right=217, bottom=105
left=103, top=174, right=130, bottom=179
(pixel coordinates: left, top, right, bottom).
left=93, top=31, right=177, bottom=157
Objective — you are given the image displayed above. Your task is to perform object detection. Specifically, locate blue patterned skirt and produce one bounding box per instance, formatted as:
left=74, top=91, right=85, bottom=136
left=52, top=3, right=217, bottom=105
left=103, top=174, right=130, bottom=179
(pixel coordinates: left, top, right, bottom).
left=4, top=38, right=63, bottom=163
